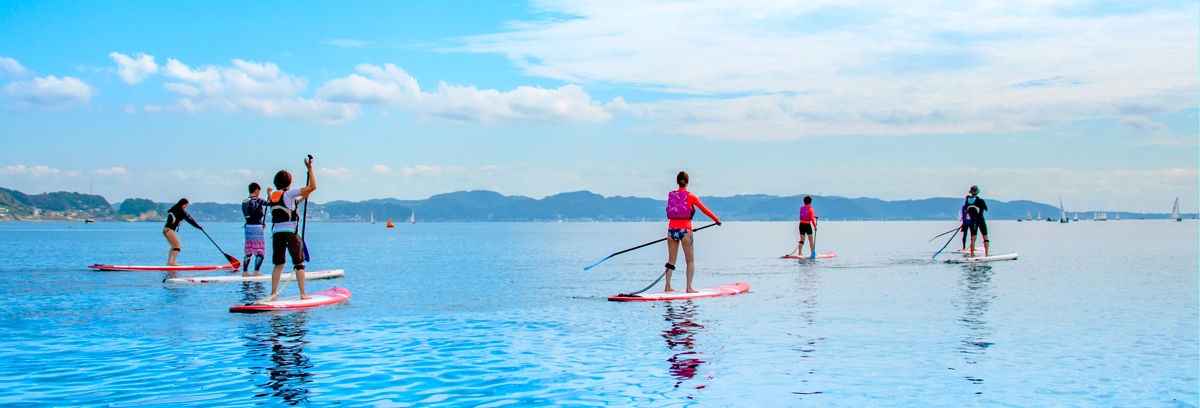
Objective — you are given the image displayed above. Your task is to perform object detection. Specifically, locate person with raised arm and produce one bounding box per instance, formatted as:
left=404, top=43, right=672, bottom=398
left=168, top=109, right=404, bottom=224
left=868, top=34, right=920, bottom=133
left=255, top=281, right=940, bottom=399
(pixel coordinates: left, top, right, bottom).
left=664, top=171, right=721, bottom=293
left=267, top=158, right=316, bottom=299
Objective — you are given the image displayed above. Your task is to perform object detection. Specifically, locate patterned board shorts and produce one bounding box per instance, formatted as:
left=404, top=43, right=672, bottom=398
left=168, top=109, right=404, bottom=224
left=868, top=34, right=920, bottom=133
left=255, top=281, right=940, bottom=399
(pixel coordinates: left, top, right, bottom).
left=667, top=228, right=692, bottom=242
left=244, top=224, right=266, bottom=255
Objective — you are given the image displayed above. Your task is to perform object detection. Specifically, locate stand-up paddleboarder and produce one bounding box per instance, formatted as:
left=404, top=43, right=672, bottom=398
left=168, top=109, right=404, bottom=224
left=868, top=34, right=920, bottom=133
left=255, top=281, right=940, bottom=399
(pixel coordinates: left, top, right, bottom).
left=241, top=183, right=271, bottom=277
left=964, top=185, right=989, bottom=257
left=664, top=171, right=721, bottom=293
left=163, top=199, right=203, bottom=266
left=267, top=157, right=316, bottom=300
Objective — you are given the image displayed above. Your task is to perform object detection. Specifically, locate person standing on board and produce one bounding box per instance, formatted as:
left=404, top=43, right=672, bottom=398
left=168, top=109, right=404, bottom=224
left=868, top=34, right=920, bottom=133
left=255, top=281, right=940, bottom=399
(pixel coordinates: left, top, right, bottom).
left=163, top=198, right=202, bottom=266
left=665, top=171, right=721, bottom=293
left=796, top=196, right=819, bottom=258
left=959, top=201, right=970, bottom=251
left=268, top=158, right=316, bottom=300
left=241, top=182, right=271, bottom=277
left=964, top=185, right=989, bottom=256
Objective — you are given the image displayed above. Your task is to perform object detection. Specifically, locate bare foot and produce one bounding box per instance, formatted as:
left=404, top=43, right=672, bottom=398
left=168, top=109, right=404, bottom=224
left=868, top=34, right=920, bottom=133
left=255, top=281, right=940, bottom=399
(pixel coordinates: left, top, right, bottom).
left=686, top=288, right=699, bottom=293
left=168, top=262, right=182, bottom=266
left=300, top=295, right=311, bottom=300
left=664, top=286, right=675, bottom=292
left=241, top=272, right=252, bottom=277
left=251, top=272, right=263, bottom=276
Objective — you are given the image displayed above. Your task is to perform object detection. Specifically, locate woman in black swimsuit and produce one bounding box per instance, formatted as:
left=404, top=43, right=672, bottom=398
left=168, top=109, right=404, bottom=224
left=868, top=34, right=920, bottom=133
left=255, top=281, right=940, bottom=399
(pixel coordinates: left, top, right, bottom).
left=163, top=198, right=203, bottom=266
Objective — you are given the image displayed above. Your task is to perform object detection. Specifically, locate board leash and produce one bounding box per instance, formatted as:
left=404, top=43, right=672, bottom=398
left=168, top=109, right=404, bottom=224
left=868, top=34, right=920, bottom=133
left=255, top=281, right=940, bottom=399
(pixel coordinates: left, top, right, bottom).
left=617, top=270, right=668, bottom=298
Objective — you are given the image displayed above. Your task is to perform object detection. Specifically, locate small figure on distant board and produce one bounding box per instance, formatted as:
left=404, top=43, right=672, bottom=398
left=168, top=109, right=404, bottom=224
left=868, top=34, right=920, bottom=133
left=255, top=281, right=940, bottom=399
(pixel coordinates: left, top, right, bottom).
left=163, top=198, right=202, bottom=266
left=664, top=171, right=721, bottom=293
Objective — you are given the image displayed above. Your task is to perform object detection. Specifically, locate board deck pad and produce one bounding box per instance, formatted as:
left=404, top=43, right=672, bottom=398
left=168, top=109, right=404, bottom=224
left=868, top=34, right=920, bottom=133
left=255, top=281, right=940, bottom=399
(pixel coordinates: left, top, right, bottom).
left=166, top=269, right=345, bottom=284
left=945, top=253, right=1018, bottom=263
left=781, top=252, right=837, bottom=259
left=608, top=282, right=749, bottom=301
left=89, top=264, right=235, bottom=271
left=951, top=248, right=996, bottom=254
left=230, top=287, right=351, bottom=313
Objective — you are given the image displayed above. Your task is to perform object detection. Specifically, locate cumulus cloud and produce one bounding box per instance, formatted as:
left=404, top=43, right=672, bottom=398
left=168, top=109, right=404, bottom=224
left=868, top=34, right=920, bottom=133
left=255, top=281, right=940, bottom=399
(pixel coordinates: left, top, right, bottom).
left=3, top=75, right=97, bottom=110
left=317, top=167, right=351, bottom=180
left=371, top=165, right=392, bottom=173
left=109, top=52, right=159, bottom=84
left=399, top=165, right=467, bottom=176
left=158, top=58, right=360, bottom=124
left=0, top=165, right=61, bottom=179
left=452, top=0, right=1200, bottom=140
left=0, top=56, right=32, bottom=78
left=1118, top=116, right=1168, bottom=134
left=316, top=63, right=616, bottom=123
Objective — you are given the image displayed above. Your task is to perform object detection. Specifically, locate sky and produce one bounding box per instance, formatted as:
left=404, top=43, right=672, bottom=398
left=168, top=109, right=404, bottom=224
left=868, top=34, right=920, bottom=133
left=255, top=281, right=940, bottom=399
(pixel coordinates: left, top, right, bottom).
left=0, top=0, right=1196, bottom=213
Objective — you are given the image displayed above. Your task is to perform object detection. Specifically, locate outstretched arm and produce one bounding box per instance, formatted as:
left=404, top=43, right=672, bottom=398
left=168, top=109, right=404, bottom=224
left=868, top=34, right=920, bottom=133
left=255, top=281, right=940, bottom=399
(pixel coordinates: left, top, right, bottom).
left=690, top=195, right=720, bottom=224
left=299, top=158, right=317, bottom=199
left=184, top=210, right=202, bottom=230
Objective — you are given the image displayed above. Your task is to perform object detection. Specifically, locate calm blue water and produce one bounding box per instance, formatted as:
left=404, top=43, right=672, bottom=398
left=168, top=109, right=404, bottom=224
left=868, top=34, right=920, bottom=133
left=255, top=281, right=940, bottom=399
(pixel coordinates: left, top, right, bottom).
left=0, top=220, right=1195, bottom=407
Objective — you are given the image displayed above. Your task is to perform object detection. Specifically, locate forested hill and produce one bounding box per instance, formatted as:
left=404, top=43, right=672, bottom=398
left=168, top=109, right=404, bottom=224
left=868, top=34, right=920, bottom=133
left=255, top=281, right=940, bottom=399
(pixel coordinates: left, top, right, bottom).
left=4, top=186, right=1188, bottom=222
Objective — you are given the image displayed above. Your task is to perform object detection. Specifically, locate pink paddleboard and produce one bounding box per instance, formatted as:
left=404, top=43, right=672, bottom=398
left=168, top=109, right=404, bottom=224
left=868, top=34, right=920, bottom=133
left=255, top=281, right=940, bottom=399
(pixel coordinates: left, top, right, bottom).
left=89, top=264, right=235, bottom=271
left=608, top=282, right=749, bottom=301
left=780, top=252, right=837, bottom=259
left=230, top=287, right=352, bottom=313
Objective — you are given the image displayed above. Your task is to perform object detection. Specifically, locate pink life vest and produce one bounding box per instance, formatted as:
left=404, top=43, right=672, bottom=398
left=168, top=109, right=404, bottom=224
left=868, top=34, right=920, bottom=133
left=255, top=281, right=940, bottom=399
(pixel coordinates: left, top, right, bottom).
left=799, top=204, right=813, bottom=223
left=666, top=191, right=694, bottom=220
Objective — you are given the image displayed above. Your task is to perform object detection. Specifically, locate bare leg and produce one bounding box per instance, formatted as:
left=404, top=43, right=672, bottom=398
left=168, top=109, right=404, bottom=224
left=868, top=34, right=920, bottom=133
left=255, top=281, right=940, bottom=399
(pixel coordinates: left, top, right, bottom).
left=808, top=233, right=816, bottom=258
left=269, top=263, right=284, bottom=298
left=682, top=231, right=697, bottom=293
left=242, top=254, right=253, bottom=276
left=296, top=266, right=309, bottom=299
left=164, top=229, right=182, bottom=266
left=665, top=237, right=680, bottom=292
left=982, top=235, right=989, bottom=257
left=798, top=239, right=806, bottom=256
left=969, top=234, right=977, bottom=257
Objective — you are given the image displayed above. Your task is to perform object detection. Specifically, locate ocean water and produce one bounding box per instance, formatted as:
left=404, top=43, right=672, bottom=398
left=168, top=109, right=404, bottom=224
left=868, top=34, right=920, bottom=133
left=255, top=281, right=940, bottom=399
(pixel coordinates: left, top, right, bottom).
left=0, top=220, right=1195, bottom=407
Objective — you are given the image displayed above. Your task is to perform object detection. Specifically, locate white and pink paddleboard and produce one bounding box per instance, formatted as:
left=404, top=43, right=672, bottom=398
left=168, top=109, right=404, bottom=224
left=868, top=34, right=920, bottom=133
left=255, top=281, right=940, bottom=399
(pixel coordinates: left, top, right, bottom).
left=608, top=282, right=749, bottom=301
left=166, top=269, right=345, bottom=284
left=780, top=252, right=837, bottom=259
left=89, top=264, right=235, bottom=272
left=951, top=248, right=995, bottom=255
left=946, top=252, right=1018, bottom=263
left=230, top=287, right=351, bottom=313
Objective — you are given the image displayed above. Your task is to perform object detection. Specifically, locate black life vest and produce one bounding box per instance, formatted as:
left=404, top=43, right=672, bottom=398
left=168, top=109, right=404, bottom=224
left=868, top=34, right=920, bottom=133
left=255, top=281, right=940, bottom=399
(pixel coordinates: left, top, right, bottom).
left=269, top=189, right=299, bottom=224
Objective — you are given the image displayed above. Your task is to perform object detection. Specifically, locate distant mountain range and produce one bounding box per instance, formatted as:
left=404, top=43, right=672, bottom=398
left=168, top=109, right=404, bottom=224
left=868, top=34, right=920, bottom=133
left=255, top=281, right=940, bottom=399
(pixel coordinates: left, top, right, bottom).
left=1, top=186, right=1192, bottom=222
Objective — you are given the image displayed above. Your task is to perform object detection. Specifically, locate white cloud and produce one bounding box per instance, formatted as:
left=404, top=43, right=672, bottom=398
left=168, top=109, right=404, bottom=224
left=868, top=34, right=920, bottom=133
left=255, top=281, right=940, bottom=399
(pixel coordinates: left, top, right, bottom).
left=321, top=39, right=370, bottom=47
left=1118, top=115, right=1168, bottom=134
left=159, top=58, right=360, bottom=124
left=124, top=104, right=136, bottom=114
left=64, top=171, right=81, bottom=177
left=3, top=75, right=97, bottom=110
left=316, top=63, right=616, bottom=123
left=109, top=52, right=159, bottom=84
left=317, top=167, right=350, bottom=180
left=0, top=56, right=32, bottom=78
left=371, top=165, right=392, bottom=173
left=0, top=165, right=61, bottom=179
left=399, top=165, right=467, bottom=176
left=452, top=0, right=1200, bottom=140
left=96, top=167, right=128, bottom=176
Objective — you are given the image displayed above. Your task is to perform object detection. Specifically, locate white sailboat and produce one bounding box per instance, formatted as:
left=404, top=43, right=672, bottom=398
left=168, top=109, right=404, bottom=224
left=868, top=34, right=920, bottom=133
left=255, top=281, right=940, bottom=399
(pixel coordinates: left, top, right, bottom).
left=1026, top=210, right=1032, bottom=221
left=1059, top=197, right=1068, bottom=223
left=371, top=211, right=375, bottom=224
left=1173, top=198, right=1181, bottom=222
left=408, top=211, right=416, bottom=224
left=1115, top=213, right=1119, bottom=220
left=1037, top=211, right=1041, bottom=220
left=1094, top=211, right=1107, bottom=221
left=1073, top=213, right=1079, bottom=222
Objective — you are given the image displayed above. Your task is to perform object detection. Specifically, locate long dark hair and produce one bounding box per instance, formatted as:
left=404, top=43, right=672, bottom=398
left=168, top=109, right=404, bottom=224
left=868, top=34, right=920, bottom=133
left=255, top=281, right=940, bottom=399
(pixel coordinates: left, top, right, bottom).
left=168, top=198, right=189, bottom=213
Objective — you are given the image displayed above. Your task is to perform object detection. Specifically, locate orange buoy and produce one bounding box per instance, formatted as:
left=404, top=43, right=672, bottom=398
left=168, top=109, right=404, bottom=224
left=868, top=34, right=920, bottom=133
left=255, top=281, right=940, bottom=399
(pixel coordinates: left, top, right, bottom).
left=385, top=220, right=394, bottom=228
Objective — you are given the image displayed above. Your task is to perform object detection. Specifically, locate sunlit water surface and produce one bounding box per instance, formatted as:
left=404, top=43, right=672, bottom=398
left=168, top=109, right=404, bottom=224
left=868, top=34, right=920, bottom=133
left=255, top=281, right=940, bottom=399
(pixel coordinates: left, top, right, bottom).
left=0, top=220, right=1195, bottom=407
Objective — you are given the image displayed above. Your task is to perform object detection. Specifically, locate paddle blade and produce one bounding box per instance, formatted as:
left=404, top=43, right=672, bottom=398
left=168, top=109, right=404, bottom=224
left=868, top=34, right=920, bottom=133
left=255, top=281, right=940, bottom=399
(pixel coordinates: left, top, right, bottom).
left=582, top=255, right=613, bottom=271
left=225, top=253, right=242, bottom=269
left=302, top=238, right=311, bottom=262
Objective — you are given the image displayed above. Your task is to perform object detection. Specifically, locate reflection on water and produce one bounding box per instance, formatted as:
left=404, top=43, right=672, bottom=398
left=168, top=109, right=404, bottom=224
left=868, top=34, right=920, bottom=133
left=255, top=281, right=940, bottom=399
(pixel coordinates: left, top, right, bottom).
left=662, top=302, right=706, bottom=388
left=791, top=263, right=823, bottom=397
left=242, top=312, right=314, bottom=405
left=956, top=264, right=994, bottom=388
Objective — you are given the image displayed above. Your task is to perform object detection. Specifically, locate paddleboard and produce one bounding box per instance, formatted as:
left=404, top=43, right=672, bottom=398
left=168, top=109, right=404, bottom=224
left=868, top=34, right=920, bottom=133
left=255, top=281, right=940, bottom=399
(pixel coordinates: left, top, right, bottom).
left=89, top=264, right=235, bottom=271
left=165, top=269, right=345, bottom=284
left=951, top=248, right=995, bottom=255
left=608, top=282, right=749, bottom=301
left=946, top=253, right=1018, bottom=263
left=781, top=252, right=837, bottom=259
left=229, top=287, right=351, bottom=313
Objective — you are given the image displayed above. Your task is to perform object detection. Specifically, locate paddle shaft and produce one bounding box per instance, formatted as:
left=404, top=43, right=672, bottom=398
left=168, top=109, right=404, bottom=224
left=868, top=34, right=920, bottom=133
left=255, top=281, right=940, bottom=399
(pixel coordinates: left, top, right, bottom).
left=301, top=154, right=311, bottom=261
left=199, top=228, right=240, bottom=268
left=583, top=222, right=718, bottom=270
left=928, top=225, right=961, bottom=242
left=932, top=228, right=959, bottom=259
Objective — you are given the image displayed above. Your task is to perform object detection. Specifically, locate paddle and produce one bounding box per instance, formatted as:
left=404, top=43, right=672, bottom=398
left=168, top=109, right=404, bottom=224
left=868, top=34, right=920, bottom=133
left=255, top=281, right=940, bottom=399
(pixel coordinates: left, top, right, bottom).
left=931, top=228, right=959, bottom=260
left=200, top=228, right=242, bottom=269
left=301, top=154, right=312, bottom=262
left=927, top=225, right=961, bottom=242
left=583, top=222, right=719, bottom=270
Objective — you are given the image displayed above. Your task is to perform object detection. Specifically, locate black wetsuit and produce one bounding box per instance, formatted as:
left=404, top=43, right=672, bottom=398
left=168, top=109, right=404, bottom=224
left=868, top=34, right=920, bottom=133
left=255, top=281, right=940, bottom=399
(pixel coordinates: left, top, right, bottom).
left=165, top=207, right=201, bottom=231
left=965, top=197, right=988, bottom=236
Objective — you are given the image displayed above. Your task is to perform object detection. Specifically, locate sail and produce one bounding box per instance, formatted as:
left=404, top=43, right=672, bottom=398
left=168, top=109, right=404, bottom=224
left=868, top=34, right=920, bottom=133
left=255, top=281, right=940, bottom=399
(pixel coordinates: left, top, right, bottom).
left=408, top=211, right=415, bottom=223
left=1173, top=198, right=1181, bottom=221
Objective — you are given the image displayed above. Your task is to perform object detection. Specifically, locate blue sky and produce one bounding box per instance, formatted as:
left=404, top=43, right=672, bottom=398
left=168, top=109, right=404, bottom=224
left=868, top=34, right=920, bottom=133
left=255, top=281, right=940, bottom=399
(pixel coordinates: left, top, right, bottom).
left=1, top=0, right=1197, bottom=213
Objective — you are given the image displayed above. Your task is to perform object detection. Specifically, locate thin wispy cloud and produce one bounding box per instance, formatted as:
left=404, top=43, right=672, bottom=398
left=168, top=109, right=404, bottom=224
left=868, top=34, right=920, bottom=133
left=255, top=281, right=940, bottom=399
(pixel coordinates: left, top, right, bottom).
left=320, top=39, right=371, bottom=48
